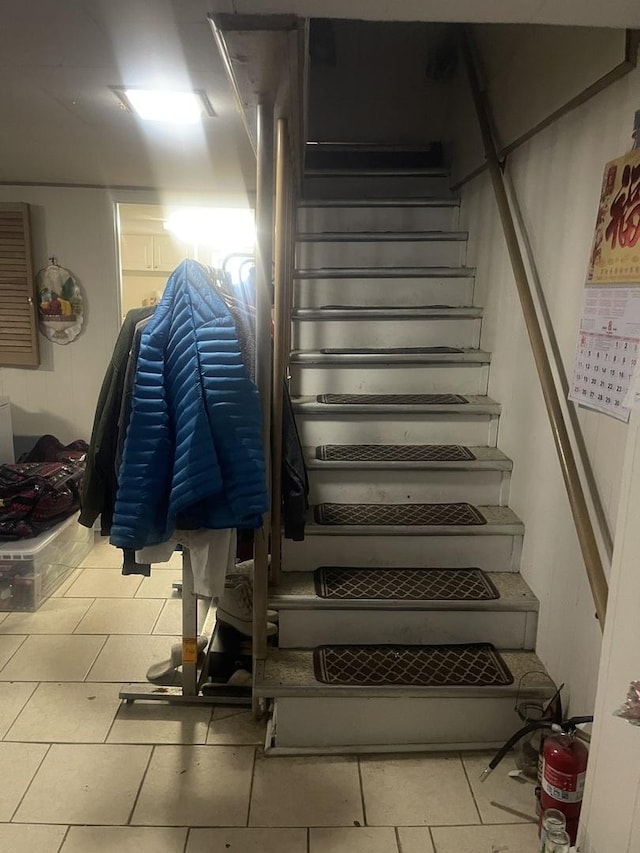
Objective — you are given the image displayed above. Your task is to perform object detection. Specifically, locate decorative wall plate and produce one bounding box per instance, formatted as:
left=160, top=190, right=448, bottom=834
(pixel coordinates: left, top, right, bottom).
left=36, top=263, right=84, bottom=345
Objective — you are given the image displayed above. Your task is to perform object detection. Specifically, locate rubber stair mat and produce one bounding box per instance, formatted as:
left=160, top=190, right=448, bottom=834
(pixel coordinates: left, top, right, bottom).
left=317, top=393, right=469, bottom=405
left=313, top=643, right=513, bottom=686
left=314, top=502, right=487, bottom=526
left=313, top=567, right=499, bottom=601
left=316, top=444, right=476, bottom=462
left=320, top=304, right=454, bottom=309
left=320, top=346, right=463, bottom=354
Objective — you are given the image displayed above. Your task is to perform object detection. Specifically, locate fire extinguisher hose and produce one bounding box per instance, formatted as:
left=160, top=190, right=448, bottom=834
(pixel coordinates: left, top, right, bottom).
left=479, top=715, right=594, bottom=782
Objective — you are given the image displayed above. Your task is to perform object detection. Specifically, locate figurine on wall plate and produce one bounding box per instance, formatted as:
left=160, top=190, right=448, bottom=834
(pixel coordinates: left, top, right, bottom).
left=36, top=261, right=84, bottom=345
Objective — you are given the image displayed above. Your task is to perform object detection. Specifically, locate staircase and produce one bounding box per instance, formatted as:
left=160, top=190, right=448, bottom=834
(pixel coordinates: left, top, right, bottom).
left=256, top=160, right=552, bottom=754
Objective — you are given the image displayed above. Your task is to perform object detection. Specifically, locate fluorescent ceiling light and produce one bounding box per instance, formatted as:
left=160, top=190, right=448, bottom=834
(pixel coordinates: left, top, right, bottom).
left=116, top=88, right=214, bottom=124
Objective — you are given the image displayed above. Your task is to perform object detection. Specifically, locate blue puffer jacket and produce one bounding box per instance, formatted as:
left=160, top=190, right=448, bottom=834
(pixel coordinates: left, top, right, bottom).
left=110, top=260, right=267, bottom=550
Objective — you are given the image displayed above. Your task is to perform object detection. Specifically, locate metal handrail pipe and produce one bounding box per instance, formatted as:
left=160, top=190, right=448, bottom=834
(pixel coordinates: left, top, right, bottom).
left=270, top=118, right=290, bottom=583
left=253, top=102, right=274, bottom=664
left=460, top=28, right=608, bottom=629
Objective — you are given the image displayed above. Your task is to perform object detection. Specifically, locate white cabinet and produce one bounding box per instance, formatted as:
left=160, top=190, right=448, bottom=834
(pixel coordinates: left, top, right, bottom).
left=121, top=235, right=153, bottom=271
left=153, top=234, right=191, bottom=271
left=121, top=234, right=192, bottom=273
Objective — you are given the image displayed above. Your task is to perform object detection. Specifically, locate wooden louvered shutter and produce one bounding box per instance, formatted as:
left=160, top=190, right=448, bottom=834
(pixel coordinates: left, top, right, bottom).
left=0, top=203, right=40, bottom=367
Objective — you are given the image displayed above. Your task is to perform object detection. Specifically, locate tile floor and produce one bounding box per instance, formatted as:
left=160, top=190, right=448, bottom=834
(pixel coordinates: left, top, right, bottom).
left=0, top=537, right=541, bottom=852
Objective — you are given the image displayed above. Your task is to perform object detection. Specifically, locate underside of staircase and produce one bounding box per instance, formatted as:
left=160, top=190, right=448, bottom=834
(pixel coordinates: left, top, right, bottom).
left=257, top=152, right=552, bottom=754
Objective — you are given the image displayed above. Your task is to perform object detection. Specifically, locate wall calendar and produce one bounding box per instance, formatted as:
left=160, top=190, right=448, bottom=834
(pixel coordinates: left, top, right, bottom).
left=569, top=146, right=640, bottom=422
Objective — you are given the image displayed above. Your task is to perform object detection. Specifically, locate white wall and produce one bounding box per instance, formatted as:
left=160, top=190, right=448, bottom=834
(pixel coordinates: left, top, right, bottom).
left=0, top=186, right=254, bottom=453
left=448, top=25, right=628, bottom=183
left=0, top=186, right=121, bottom=451
left=458, top=58, right=640, bottom=714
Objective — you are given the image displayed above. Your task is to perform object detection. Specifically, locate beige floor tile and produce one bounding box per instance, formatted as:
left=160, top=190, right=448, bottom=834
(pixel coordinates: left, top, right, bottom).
left=359, top=754, right=479, bottom=826
left=61, top=826, right=187, bottom=852
left=0, top=598, right=93, bottom=634
left=207, top=707, right=266, bottom=745
left=249, top=755, right=364, bottom=827
left=0, top=681, right=37, bottom=737
left=150, top=551, right=183, bottom=569
left=396, top=827, right=435, bottom=853
left=0, top=824, right=67, bottom=853
left=65, top=569, right=143, bottom=598
left=0, top=634, right=26, bottom=669
left=0, top=611, right=7, bottom=623
left=0, top=634, right=107, bottom=682
left=14, top=743, right=151, bottom=825
left=131, top=744, right=255, bottom=826
left=461, top=752, right=539, bottom=823
left=135, top=573, right=181, bottom=599
left=187, top=828, right=307, bottom=853
left=51, top=569, right=83, bottom=598
left=310, top=827, right=398, bottom=853
left=80, top=541, right=123, bottom=569
left=75, top=598, right=163, bottom=634
left=107, top=701, right=212, bottom=744
left=86, top=634, right=178, bottom=682
left=6, top=682, right=123, bottom=743
left=152, top=598, right=183, bottom=634
left=430, top=823, right=540, bottom=852
left=0, top=742, right=49, bottom=820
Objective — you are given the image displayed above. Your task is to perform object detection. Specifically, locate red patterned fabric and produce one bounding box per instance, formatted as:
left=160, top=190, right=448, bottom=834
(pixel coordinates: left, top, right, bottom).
left=0, top=459, right=84, bottom=541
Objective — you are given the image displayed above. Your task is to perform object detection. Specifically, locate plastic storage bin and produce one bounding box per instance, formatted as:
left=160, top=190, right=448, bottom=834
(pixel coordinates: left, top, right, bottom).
left=0, top=513, right=93, bottom=611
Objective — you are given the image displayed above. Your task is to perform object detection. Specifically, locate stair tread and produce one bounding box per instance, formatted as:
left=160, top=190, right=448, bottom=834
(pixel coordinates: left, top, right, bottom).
left=294, top=266, right=475, bottom=279
left=305, top=167, right=449, bottom=177
left=292, top=306, right=482, bottom=319
left=255, top=648, right=549, bottom=698
left=305, top=503, right=523, bottom=535
left=305, top=444, right=511, bottom=470
left=300, top=197, right=460, bottom=208
left=296, top=230, right=467, bottom=242
left=291, top=347, right=490, bottom=364
left=271, top=570, right=537, bottom=611
left=293, top=393, right=501, bottom=415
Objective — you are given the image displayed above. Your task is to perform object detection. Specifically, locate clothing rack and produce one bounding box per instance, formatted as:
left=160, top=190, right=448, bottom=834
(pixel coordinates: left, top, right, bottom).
left=119, top=548, right=252, bottom=706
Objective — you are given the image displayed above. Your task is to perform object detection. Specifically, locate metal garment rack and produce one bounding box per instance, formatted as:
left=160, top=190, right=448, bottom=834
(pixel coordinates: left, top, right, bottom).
left=119, top=548, right=251, bottom=706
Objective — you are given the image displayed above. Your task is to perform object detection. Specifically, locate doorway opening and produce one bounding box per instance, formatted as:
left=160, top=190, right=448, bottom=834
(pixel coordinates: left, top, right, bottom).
left=116, top=202, right=255, bottom=320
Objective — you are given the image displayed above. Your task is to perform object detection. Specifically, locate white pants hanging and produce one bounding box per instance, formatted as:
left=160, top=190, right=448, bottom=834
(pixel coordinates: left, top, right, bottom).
left=136, top=528, right=237, bottom=598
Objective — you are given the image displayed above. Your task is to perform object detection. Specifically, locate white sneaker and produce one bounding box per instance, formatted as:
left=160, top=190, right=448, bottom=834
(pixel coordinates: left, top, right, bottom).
left=225, top=564, right=279, bottom=623
left=146, top=636, right=208, bottom=683
left=226, top=668, right=252, bottom=687
left=217, top=575, right=278, bottom=637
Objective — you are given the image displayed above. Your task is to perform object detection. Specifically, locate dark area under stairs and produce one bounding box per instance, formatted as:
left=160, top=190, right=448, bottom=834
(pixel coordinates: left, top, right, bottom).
left=304, top=143, right=444, bottom=171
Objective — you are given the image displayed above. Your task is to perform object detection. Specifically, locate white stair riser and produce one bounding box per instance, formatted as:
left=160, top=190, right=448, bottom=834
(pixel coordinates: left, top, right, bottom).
left=298, top=205, right=458, bottom=233
left=271, top=695, right=532, bottom=750
left=296, top=239, right=465, bottom=269
left=290, top=363, right=490, bottom=396
left=278, top=609, right=537, bottom=649
left=282, top=533, right=523, bottom=573
left=293, top=317, right=481, bottom=350
left=294, top=276, right=475, bottom=308
left=294, top=413, right=500, bottom=447
left=308, top=468, right=510, bottom=506
left=303, top=174, right=453, bottom=199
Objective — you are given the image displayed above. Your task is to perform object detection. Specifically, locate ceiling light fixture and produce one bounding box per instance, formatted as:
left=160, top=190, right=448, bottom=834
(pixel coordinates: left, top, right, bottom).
left=114, top=88, right=215, bottom=124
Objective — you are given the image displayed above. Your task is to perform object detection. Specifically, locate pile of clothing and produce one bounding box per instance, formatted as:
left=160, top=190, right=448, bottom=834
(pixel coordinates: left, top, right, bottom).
left=0, top=435, right=89, bottom=541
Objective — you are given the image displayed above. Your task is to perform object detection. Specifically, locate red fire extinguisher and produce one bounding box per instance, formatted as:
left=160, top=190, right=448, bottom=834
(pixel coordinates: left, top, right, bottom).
left=480, top=714, right=593, bottom=846
left=540, top=727, right=590, bottom=845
